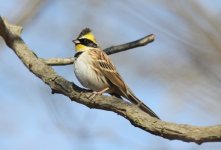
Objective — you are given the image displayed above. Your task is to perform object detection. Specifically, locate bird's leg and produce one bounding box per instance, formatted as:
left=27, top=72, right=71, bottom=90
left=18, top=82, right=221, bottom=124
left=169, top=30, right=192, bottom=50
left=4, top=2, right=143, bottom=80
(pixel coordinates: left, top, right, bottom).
left=78, top=91, right=85, bottom=99
left=88, top=87, right=109, bottom=100
left=77, top=88, right=93, bottom=99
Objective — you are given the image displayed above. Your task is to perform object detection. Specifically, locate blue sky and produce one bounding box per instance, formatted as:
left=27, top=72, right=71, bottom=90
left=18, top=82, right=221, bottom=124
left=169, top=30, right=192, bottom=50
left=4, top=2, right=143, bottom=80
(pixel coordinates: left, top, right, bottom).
left=0, top=0, right=221, bottom=149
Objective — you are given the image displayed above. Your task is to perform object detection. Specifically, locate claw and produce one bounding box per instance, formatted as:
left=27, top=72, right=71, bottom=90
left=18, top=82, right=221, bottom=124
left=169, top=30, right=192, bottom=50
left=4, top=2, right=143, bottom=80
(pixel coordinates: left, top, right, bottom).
left=88, top=87, right=109, bottom=100
left=78, top=91, right=84, bottom=99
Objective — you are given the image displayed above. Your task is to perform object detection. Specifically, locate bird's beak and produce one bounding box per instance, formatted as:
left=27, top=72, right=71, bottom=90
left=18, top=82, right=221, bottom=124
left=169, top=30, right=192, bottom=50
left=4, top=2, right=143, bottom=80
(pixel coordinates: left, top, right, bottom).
left=72, top=39, right=80, bottom=44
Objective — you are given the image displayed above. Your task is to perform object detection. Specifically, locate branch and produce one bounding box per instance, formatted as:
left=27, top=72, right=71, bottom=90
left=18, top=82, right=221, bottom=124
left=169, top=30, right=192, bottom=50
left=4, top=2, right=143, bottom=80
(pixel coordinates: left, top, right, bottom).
left=44, top=34, right=155, bottom=66
left=104, top=34, right=155, bottom=54
left=43, top=57, right=75, bottom=66
left=0, top=16, right=221, bottom=144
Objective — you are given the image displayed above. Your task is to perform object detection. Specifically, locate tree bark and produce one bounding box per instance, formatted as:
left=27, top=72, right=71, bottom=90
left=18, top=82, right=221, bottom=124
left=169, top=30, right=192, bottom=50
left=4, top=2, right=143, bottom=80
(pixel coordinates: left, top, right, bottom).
left=0, top=16, right=221, bottom=145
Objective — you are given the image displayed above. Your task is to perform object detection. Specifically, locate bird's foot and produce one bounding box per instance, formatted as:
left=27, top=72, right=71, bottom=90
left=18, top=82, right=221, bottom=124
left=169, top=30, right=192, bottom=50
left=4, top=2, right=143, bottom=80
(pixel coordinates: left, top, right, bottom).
left=77, top=91, right=85, bottom=99
left=88, top=87, right=109, bottom=100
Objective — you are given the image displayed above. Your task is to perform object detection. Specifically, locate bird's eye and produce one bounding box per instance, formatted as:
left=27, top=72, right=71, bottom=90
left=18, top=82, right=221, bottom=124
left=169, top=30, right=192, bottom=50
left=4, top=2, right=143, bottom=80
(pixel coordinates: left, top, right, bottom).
left=80, top=39, right=90, bottom=45
left=82, top=39, right=88, bottom=44
left=79, top=38, right=98, bottom=48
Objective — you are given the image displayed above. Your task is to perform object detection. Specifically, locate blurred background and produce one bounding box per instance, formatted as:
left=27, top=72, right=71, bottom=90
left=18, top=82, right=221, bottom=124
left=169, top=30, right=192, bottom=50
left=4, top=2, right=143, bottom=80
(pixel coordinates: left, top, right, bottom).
left=0, top=0, right=221, bottom=149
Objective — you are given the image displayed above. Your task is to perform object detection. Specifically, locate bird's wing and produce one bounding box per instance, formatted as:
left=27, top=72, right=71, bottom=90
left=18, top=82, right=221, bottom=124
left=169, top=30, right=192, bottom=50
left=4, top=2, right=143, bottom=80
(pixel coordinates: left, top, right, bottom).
left=88, top=49, right=160, bottom=119
left=89, top=49, right=127, bottom=93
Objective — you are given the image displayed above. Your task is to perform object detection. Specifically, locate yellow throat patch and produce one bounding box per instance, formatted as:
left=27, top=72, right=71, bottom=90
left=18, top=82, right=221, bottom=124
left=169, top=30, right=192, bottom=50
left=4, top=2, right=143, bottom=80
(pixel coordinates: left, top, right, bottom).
left=75, top=44, right=89, bottom=52
left=74, top=28, right=98, bottom=52
left=75, top=31, right=97, bottom=52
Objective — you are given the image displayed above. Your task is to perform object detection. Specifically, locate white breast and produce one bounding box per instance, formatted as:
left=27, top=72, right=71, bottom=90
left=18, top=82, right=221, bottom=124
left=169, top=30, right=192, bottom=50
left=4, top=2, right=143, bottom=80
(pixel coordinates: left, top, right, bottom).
left=74, top=51, right=108, bottom=91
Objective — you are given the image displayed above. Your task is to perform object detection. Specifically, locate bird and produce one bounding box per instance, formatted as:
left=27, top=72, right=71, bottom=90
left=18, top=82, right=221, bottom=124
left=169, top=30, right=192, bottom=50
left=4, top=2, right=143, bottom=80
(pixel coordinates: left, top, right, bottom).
left=72, top=28, right=160, bottom=119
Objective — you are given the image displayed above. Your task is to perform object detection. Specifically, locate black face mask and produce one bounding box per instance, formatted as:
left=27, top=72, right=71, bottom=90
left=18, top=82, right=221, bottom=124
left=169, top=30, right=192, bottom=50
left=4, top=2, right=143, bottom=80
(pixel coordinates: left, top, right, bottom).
left=74, top=51, right=83, bottom=58
left=78, top=38, right=98, bottom=48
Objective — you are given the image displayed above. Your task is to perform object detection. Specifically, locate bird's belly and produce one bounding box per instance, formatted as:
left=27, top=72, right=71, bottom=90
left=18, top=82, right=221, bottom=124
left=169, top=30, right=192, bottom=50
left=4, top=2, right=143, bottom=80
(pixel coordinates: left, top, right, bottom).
left=74, top=57, right=108, bottom=91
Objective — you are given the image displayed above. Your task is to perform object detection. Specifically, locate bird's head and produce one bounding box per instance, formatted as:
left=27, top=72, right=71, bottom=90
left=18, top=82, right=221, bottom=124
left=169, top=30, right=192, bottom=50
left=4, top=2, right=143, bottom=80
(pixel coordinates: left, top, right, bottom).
left=72, top=28, right=98, bottom=52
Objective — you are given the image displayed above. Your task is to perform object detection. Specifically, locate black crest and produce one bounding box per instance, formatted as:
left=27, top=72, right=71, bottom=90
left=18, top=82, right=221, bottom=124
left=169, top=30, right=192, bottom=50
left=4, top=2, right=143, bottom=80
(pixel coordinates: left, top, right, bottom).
left=77, top=28, right=91, bottom=38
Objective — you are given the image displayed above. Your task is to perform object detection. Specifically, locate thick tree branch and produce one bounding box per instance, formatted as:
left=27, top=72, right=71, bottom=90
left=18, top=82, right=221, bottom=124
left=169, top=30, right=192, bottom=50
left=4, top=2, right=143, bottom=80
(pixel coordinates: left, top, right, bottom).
left=44, top=34, right=155, bottom=66
left=0, top=16, right=221, bottom=144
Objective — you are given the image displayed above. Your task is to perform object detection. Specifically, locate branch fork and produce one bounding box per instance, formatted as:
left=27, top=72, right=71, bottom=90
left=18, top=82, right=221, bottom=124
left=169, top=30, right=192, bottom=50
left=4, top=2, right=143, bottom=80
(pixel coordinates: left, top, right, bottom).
left=0, top=16, right=221, bottom=144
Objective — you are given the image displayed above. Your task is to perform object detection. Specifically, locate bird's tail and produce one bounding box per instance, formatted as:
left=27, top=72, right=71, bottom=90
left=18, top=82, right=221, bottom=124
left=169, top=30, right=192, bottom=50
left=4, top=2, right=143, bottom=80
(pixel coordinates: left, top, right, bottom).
left=126, top=89, right=160, bottom=119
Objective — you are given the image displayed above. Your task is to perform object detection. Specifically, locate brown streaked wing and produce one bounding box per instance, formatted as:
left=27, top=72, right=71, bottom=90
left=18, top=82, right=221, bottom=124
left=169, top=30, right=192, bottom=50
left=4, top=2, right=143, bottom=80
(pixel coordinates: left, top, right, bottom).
left=89, top=49, right=127, bottom=93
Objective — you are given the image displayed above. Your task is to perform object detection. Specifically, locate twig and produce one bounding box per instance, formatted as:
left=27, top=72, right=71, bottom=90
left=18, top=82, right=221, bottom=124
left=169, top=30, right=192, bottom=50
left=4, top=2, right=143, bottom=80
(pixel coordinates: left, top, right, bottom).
left=104, top=34, right=155, bottom=54
left=43, top=57, right=75, bottom=66
left=44, top=34, right=155, bottom=66
left=1, top=16, right=221, bottom=144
